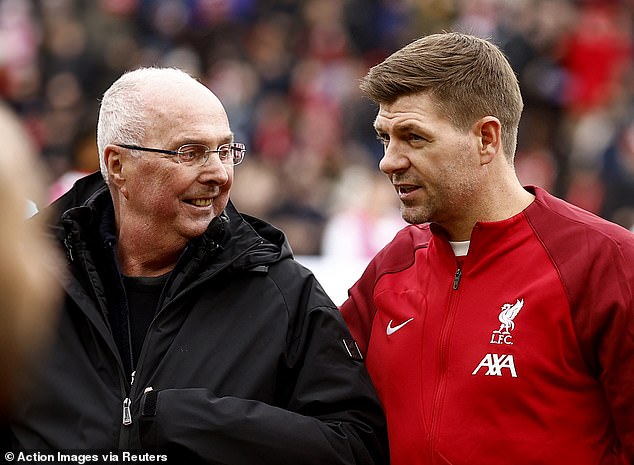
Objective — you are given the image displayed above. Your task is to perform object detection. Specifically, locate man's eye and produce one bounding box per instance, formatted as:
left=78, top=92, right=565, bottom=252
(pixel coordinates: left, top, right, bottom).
left=179, top=149, right=198, bottom=162
left=217, top=146, right=231, bottom=160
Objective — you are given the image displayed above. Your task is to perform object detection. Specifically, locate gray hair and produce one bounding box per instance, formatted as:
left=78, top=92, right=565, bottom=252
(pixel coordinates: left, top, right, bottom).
left=96, top=67, right=200, bottom=182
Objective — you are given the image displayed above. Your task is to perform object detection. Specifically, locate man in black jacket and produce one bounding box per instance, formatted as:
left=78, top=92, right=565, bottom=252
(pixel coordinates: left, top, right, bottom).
left=6, top=67, right=388, bottom=464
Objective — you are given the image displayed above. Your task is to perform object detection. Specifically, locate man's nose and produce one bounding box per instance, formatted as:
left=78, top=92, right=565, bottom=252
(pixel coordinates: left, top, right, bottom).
left=379, top=142, right=410, bottom=175
left=199, top=155, right=230, bottom=185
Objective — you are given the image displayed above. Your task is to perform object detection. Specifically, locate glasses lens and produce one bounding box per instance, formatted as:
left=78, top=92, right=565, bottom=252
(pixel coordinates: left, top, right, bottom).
left=231, top=143, right=245, bottom=165
left=217, top=145, right=232, bottom=164
left=178, top=145, right=207, bottom=165
left=215, top=143, right=245, bottom=165
left=177, top=143, right=245, bottom=166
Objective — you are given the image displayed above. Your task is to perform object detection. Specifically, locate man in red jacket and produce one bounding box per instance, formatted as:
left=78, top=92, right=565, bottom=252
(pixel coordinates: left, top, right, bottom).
left=340, top=32, right=633, bottom=464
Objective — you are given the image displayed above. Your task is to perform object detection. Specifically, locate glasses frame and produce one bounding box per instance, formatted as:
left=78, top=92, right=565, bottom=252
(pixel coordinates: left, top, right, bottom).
left=115, top=142, right=246, bottom=166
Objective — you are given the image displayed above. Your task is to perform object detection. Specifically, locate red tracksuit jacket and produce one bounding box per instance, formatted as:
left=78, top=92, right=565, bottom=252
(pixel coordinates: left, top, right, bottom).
left=341, top=186, right=633, bottom=465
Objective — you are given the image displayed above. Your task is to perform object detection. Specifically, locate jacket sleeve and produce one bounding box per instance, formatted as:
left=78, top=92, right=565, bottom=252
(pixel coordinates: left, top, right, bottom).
left=340, top=260, right=380, bottom=357
left=582, top=238, right=634, bottom=460
left=527, top=201, right=634, bottom=460
left=138, top=279, right=389, bottom=465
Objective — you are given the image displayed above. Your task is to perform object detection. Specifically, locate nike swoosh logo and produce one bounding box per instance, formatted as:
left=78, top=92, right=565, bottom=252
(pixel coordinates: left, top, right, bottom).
left=386, top=317, right=414, bottom=335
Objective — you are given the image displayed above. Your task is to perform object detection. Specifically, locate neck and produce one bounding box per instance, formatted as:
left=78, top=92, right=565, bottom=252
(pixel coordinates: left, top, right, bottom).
left=116, top=225, right=185, bottom=277
left=117, top=243, right=181, bottom=277
left=110, top=190, right=188, bottom=276
left=442, top=176, right=534, bottom=242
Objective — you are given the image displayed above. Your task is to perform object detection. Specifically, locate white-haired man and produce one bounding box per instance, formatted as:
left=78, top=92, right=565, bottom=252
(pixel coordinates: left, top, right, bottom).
left=6, top=68, right=388, bottom=464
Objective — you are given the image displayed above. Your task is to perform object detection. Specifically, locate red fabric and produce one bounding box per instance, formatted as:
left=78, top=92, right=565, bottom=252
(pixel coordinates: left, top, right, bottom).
left=341, top=186, right=634, bottom=464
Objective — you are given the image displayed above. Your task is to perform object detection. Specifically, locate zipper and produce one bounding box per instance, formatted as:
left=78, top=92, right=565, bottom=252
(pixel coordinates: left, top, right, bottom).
left=63, top=235, right=74, bottom=262
left=122, top=370, right=135, bottom=426
left=429, top=267, right=462, bottom=460
left=453, top=268, right=462, bottom=290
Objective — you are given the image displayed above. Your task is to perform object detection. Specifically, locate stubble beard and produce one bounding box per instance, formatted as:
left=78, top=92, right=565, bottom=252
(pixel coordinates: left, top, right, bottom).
left=399, top=199, right=434, bottom=225
left=398, top=176, right=475, bottom=227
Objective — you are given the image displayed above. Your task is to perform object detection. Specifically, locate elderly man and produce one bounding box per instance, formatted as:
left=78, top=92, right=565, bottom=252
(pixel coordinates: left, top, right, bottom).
left=6, top=67, right=388, bottom=465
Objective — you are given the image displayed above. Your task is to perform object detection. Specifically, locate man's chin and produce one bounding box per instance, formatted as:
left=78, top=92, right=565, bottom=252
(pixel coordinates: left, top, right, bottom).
left=181, top=219, right=214, bottom=239
left=400, top=206, right=430, bottom=225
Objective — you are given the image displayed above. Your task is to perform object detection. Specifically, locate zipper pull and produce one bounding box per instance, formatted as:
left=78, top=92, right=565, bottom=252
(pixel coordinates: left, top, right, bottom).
left=122, top=371, right=135, bottom=426
left=453, top=268, right=462, bottom=290
left=122, top=397, right=132, bottom=425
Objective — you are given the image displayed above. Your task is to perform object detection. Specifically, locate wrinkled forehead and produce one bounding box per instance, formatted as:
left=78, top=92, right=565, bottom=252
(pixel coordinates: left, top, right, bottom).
left=374, top=92, right=447, bottom=131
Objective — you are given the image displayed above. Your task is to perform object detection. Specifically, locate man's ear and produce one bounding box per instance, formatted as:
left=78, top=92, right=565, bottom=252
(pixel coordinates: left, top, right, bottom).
left=476, top=116, right=502, bottom=166
left=104, top=145, right=128, bottom=198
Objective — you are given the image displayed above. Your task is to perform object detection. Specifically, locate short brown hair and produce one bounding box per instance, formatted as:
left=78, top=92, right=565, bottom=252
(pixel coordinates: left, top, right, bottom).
left=360, top=32, right=523, bottom=159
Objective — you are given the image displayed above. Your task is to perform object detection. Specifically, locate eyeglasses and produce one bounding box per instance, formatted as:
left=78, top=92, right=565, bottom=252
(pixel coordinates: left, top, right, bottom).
left=115, top=142, right=246, bottom=166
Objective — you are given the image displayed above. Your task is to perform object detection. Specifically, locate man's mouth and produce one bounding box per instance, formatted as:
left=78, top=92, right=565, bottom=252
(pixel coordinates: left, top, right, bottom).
left=395, top=184, right=419, bottom=195
left=186, top=198, right=213, bottom=207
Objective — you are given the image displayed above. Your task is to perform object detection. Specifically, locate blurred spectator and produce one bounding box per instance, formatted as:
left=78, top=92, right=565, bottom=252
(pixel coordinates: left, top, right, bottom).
left=601, top=117, right=634, bottom=230
left=557, top=2, right=632, bottom=215
left=321, top=165, right=405, bottom=259
left=48, top=122, right=100, bottom=202
left=0, top=100, right=60, bottom=419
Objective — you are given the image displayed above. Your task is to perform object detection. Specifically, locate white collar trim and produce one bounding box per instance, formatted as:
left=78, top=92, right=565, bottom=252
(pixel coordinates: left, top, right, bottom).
left=449, top=240, right=470, bottom=257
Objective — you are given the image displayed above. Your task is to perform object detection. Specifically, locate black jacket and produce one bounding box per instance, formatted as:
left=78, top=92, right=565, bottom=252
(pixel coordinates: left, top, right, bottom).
left=8, top=172, right=388, bottom=464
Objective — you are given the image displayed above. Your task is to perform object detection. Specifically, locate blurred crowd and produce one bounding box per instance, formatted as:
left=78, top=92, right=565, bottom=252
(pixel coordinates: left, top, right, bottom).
left=1, top=0, right=633, bottom=258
